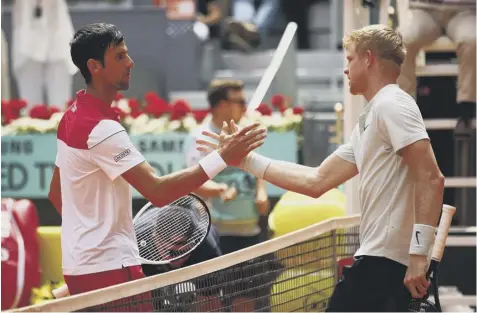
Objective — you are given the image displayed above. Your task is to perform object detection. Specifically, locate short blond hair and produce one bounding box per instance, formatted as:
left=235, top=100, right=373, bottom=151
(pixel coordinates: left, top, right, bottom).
left=343, top=24, right=406, bottom=66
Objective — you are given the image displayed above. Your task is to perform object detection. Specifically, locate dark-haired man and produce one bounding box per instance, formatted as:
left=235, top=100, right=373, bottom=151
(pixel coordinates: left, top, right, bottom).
left=47, top=23, right=266, bottom=299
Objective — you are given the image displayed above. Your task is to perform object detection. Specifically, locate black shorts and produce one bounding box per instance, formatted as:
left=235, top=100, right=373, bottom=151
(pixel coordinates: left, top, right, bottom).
left=326, top=256, right=412, bottom=312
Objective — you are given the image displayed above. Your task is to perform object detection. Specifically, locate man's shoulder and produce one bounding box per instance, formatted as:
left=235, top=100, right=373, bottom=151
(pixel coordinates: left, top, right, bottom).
left=58, top=106, right=124, bottom=150
left=374, top=86, right=418, bottom=115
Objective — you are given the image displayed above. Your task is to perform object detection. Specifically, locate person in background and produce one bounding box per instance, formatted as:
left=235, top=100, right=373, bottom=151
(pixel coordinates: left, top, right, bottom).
left=12, top=0, right=77, bottom=109
left=197, top=0, right=223, bottom=40
left=224, top=0, right=280, bottom=52
left=184, top=79, right=270, bottom=311
left=397, top=0, right=476, bottom=128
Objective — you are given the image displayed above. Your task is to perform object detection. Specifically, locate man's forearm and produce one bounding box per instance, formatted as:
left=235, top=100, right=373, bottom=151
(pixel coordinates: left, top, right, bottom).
left=246, top=153, right=358, bottom=199
left=150, top=164, right=211, bottom=207
left=262, top=161, right=326, bottom=198
left=414, top=175, right=445, bottom=227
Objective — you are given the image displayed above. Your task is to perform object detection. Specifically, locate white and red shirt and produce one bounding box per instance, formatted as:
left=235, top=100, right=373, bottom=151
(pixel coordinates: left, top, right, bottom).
left=56, top=90, right=145, bottom=275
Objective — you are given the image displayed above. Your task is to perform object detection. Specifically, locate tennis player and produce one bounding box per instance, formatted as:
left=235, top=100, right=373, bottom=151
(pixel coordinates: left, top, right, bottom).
left=47, top=23, right=266, bottom=302
left=197, top=24, right=445, bottom=312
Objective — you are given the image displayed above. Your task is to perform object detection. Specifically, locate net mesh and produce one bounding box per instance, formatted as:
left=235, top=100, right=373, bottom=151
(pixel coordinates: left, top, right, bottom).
left=15, top=216, right=361, bottom=312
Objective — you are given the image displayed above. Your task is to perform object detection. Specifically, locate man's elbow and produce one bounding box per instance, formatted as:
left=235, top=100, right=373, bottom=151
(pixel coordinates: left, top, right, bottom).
left=434, top=172, right=445, bottom=192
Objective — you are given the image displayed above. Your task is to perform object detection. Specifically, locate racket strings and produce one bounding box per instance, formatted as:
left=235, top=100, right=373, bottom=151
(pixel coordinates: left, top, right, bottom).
left=134, top=196, right=210, bottom=262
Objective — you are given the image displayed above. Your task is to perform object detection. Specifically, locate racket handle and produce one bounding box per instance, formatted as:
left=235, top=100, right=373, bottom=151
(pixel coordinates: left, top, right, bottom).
left=431, top=204, right=456, bottom=262
left=52, top=284, right=70, bottom=299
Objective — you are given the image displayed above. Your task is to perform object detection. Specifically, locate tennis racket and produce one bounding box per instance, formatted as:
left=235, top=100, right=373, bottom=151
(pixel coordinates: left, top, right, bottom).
left=408, top=204, right=456, bottom=312
left=133, top=194, right=211, bottom=265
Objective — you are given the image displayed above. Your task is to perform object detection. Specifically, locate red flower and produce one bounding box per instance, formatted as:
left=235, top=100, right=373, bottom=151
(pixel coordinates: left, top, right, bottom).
left=49, top=106, right=61, bottom=115
left=292, top=106, right=305, bottom=115
left=10, top=99, right=28, bottom=112
left=256, top=103, right=272, bottom=116
left=112, top=107, right=127, bottom=120
left=1, top=100, right=24, bottom=125
left=192, top=110, right=209, bottom=123
left=271, top=94, right=286, bottom=112
left=144, top=91, right=171, bottom=118
left=130, top=111, right=145, bottom=118
left=114, top=93, right=124, bottom=101
left=171, top=99, right=192, bottom=120
left=29, top=104, right=51, bottom=120
left=128, top=98, right=142, bottom=118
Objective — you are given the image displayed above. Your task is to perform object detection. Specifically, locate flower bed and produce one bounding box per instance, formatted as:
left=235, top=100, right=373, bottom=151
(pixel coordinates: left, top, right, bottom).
left=1, top=92, right=304, bottom=136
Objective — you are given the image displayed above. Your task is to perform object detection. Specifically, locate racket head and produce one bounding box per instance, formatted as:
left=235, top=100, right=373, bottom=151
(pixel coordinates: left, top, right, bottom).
left=408, top=299, right=439, bottom=312
left=133, top=194, right=211, bottom=265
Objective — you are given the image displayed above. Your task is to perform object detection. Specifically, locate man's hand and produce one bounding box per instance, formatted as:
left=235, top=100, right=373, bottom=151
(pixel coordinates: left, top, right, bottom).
left=219, top=183, right=238, bottom=202
left=198, top=121, right=265, bottom=167
left=197, top=120, right=240, bottom=153
left=404, top=255, right=430, bottom=298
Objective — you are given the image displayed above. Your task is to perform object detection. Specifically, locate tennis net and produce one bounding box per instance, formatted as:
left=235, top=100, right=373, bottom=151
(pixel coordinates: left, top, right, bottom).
left=13, top=215, right=361, bottom=312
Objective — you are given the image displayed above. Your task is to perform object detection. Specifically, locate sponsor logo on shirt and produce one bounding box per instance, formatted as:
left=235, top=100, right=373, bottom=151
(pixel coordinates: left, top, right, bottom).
left=114, top=149, right=131, bottom=162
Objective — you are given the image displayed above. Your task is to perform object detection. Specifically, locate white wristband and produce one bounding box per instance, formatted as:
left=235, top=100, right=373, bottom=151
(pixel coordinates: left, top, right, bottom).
left=198, top=150, right=227, bottom=179
left=242, top=152, right=272, bottom=179
left=409, top=224, right=436, bottom=256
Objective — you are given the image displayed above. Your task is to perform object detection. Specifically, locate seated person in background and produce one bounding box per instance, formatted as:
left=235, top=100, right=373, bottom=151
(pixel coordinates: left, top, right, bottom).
left=224, top=0, right=280, bottom=52
left=397, top=0, right=476, bottom=128
left=197, top=0, right=223, bottom=41
left=142, top=225, right=223, bottom=312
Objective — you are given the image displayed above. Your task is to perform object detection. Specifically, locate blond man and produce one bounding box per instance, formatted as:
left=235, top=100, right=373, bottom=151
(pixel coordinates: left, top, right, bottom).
left=197, top=25, right=445, bottom=311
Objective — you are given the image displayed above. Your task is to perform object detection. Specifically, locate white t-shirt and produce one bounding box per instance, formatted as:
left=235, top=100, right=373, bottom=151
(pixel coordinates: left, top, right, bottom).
left=56, top=90, right=145, bottom=275
left=334, top=84, right=430, bottom=266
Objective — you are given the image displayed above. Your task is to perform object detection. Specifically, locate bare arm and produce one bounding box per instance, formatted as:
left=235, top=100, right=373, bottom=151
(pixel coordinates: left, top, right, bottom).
left=48, top=166, right=62, bottom=215
left=198, top=121, right=359, bottom=199
left=400, top=139, right=445, bottom=227
left=123, top=122, right=265, bottom=207
left=198, top=3, right=222, bottom=25
left=260, top=153, right=358, bottom=198
left=255, top=178, right=270, bottom=215
left=123, top=161, right=211, bottom=208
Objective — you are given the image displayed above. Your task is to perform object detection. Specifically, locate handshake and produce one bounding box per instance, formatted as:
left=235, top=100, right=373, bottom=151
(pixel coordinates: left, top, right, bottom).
left=196, top=120, right=266, bottom=168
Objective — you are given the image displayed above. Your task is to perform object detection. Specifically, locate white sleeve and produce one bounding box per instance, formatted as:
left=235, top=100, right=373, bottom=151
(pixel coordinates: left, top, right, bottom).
left=333, top=127, right=357, bottom=164
left=376, top=93, right=429, bottom=153
left=334, top=143, right=356, bottom=164
left=55, top=153, right=60, bottom=168
left=88, top=120, right=145, bottom=180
